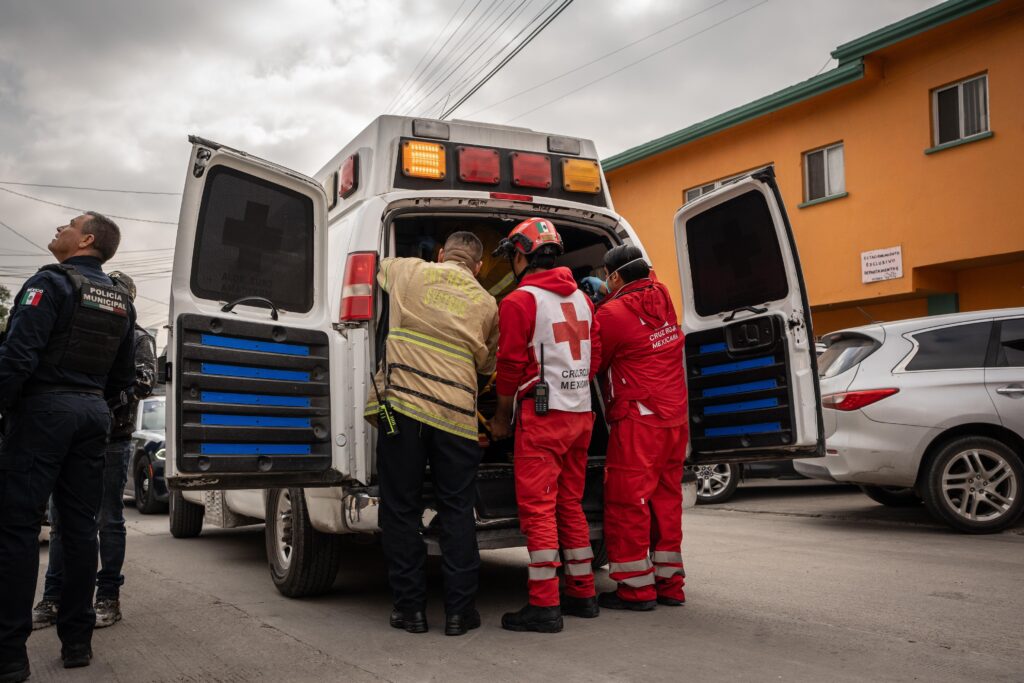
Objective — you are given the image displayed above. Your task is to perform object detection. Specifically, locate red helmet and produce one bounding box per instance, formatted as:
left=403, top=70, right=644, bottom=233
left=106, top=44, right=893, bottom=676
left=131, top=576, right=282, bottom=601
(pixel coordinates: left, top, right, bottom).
left=492, top=217, right=563, bottom=258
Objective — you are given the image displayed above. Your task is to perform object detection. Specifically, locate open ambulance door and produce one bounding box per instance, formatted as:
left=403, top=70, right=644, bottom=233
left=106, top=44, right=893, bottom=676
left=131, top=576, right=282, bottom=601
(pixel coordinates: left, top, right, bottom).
left=166, top=136, right=338, bottom=491
left=674, top=167, right=824, bottom=465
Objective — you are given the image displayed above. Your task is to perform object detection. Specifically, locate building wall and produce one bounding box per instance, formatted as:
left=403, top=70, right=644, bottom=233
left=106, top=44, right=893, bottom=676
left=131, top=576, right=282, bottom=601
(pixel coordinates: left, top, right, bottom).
left=606, top=1, right=1024, bottom=335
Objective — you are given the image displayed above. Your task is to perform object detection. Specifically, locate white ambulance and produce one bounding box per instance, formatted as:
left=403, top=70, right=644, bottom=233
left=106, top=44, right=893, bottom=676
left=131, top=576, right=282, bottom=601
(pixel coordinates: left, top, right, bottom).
left=165, top=115, right=823, bottom=597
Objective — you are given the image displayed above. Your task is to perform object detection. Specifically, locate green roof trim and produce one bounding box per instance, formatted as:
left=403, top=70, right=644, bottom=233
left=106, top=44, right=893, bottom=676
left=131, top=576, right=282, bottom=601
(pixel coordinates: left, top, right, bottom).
left=602, top=60, right=864, bottom=172
left=831, top=0, right=1000, bottom=65
left=602, top=0, right=996, bottom=173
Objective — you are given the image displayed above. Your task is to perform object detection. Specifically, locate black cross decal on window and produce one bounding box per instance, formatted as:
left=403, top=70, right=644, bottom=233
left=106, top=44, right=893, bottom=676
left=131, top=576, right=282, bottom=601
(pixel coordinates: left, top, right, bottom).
left=222, top=202, right=284, bottom=272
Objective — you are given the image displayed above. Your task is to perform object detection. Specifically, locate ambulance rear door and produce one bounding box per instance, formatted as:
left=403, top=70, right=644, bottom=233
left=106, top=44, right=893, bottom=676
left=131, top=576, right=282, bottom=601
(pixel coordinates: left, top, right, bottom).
left=673, top=167, right=824, bottom=464
left=166, top=136, right=339, bottom=491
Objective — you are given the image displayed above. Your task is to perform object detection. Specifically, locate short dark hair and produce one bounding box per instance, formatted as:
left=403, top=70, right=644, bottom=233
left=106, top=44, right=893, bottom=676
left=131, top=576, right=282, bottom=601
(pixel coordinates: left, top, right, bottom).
left=604, top=245, right=650, bottom=284
left=444, top=231, right=484, bottom=262
left=83, top=211, right=121, bottom=262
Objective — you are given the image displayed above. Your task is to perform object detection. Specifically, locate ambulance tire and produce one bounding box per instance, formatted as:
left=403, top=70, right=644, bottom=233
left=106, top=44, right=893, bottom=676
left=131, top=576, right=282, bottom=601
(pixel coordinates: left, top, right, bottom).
left=169, top=490, right=204, bottom=538
left=591, top=537, right=608, bottom=569
left=265, top=488, right=342, bottom=598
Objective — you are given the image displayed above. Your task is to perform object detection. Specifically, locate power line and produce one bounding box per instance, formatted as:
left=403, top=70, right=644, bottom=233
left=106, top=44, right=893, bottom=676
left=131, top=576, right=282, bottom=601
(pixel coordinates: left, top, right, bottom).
left=0, top=180, right=180, bottom=196
left=0, top=186, right=177, bottom=225
left=505, top=0, right=770, bottom=124
left=462, top=0, right=731, bottom=119
left=441, top=0, right=574, bottom=120
left=0, top=219, right=50, bottom=254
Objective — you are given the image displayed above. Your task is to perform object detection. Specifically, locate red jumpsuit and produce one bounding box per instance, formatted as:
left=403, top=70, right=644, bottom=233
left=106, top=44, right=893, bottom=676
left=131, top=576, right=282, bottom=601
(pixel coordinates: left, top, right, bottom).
left=595, top=276, right=688, bottom=604
left=496, top=267, right=601, bottom=607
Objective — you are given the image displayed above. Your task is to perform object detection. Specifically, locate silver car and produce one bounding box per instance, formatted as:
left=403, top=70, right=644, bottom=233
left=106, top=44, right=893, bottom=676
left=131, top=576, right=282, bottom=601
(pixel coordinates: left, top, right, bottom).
left=795, top=308, right=1024, bottom=533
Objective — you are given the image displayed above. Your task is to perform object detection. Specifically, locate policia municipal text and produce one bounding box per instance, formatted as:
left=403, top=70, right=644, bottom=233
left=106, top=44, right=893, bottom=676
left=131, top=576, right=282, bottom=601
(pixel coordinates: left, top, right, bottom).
left=0, top=212, right=136, bottom=680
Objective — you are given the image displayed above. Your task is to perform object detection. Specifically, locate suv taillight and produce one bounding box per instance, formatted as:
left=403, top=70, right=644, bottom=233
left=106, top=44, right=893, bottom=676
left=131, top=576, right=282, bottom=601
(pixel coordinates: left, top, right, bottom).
left=339, top=252, right=376, bottom=321
left=822, top=388, right=899, bottom=411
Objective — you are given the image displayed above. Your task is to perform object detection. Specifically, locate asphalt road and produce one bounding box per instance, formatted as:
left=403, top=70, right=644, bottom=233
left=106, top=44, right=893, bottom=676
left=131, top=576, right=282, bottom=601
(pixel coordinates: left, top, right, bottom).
left=27, top=483, right=1024, bottom=682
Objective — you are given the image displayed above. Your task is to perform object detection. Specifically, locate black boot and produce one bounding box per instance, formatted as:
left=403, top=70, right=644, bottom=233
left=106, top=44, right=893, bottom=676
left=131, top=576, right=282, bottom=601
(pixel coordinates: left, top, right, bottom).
left=598, top=591, right=656, bottom=612
left=61, top=643, right=92, bottom=669
left=389, top=608, right=428, bottom=634
left=561, top=595, right=600, bottom=618
left=445, top=609, right=481, bottom=636
left=501, top=604, right=563, bottom=633
left=0, top=660, right=30, bottom=683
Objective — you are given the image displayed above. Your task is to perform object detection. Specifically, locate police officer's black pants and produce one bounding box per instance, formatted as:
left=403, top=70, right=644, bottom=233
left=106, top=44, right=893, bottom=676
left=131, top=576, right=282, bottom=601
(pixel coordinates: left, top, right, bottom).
left=377, top=412, right=482, bottom=616
left=0, top=392, right=109, bottom=664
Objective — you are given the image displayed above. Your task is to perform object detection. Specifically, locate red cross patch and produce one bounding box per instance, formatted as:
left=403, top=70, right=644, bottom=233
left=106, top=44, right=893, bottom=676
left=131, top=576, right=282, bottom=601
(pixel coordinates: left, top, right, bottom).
left=552, top=302, right=589, bottom=361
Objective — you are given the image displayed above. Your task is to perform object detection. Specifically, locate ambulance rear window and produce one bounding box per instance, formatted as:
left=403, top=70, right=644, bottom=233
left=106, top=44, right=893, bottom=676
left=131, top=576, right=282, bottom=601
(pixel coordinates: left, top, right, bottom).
left=685, top=189, right=789, bottom=317
left=190, top=166, right=314, bottom=313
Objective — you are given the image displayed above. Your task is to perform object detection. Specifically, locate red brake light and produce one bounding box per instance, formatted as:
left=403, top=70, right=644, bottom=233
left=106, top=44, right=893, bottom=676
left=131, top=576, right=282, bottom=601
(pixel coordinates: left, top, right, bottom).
left=822, top=388, right=899, bottom=411
left=511, top=152, right=551, bottom=189
left=339, top=153, right=359, bottom=198
left=457, top=146, right=500, bottom=185
left=340, top=252, right=376, bottom=321
left=489, top=192, right=533, bottom=202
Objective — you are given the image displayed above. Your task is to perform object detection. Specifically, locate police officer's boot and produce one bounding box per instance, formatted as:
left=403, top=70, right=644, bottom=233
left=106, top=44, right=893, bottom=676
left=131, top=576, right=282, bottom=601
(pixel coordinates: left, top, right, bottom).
left=94, top=598, right=122, bottom=628
left=501, top=603, right=563, bottom=633
left=31, top=599, right=58, bottom=630
left=0, top=660, right=30, bottom=683
left=61, top=644, right=92, bottom=669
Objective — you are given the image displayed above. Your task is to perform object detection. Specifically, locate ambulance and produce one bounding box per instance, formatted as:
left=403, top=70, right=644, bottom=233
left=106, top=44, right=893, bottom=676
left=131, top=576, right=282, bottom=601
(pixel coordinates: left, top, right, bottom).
left=164, top=115, right=823, bottom=597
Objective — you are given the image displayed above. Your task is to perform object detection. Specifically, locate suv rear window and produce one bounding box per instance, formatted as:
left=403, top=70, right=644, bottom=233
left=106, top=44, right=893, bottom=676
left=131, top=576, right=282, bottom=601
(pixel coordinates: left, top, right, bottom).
left=906, top=321, right=992, bottom=371
left=686, top=189, right=789, bottom=317
left=191, top=165, right=314, bottom=313
left=818, top=335, right=879, bottom=378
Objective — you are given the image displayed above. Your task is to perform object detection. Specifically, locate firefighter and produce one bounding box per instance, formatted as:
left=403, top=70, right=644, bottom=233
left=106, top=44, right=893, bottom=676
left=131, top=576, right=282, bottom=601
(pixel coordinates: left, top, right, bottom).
left=0, top=213, right=136, bottom=678
left=366, top=231, right=499, bottom=637
left=594, top=245, right=688, bottom=611
left=489, top=217, right=602, bottom=633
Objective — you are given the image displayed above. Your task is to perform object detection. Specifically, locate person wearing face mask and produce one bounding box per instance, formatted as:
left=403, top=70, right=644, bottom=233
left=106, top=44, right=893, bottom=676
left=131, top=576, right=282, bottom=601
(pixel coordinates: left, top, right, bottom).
left=593, top=245, right=688, bottom=612
left=366, top=231, right=499, bottom=637
left=0, top=213, right=136, bottom=679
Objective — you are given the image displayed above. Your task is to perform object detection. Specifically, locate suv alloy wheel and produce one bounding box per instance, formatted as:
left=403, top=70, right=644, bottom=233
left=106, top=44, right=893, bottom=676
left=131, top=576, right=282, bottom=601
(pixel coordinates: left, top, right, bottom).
left=921, top=436, right=1024, bottom=533
left=694, top=463, right=740, bottom=504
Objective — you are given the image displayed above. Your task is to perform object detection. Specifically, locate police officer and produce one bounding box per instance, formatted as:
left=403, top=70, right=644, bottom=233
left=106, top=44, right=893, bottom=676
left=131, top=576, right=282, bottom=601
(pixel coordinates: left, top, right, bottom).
left=0, top=212, right=135, bottom=680
left=33, top=271, right=155, bottom=633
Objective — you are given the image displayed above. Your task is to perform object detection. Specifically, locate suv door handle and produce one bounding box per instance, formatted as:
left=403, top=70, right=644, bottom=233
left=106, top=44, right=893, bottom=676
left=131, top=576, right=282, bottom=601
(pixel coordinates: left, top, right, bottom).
left=995, top=385, right=1024, bottom=396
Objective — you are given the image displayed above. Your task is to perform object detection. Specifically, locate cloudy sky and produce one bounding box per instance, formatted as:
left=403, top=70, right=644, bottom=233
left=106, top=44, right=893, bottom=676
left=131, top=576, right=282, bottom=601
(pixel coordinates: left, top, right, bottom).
left=0, top=0, right=940, bottom=329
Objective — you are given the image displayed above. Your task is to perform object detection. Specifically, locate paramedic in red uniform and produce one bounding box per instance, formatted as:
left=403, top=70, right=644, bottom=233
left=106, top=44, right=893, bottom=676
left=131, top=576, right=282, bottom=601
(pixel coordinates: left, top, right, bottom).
left=489, top=217, right=602, bottom=633
left=594, top=245, right=688, bottom=611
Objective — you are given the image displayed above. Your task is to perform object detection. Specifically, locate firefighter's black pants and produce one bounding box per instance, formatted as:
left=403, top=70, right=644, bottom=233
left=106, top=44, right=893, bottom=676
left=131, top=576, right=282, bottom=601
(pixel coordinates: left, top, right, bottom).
left=0, top=392, right=109, bottom=665
left=377, top=411, right=482, bottom=616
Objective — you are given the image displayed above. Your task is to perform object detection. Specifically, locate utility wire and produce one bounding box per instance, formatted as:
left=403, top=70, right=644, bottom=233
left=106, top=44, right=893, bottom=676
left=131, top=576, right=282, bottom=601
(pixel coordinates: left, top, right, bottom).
left=0, top=219, right=50, bottom=254
left=383, top=0, right=473, bottom=113
left=390, top=0, right=487, bottom=114
left=0, top=186, right=177, bottom=225
left=0, top=180, right=180, bottom=196
left=462, top=0, right=731, bottom=119
left=441, top=0, right=574, bottom=120
left=505, top=0, right=769, bottom=123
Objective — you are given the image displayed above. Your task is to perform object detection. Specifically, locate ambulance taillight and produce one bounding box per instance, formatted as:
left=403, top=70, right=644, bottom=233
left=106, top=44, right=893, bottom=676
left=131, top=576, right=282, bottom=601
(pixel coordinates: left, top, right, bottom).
left=511, top=152, right=552, bottom=189
left=339, top=153, right=359, bottom=198
left=402, top=140, right=446, bottom=180
left=340, top=252, right=376, bottom=321
left=561, top=158, right=601, bottom=194
left=457, top=146, right=500, bottom=185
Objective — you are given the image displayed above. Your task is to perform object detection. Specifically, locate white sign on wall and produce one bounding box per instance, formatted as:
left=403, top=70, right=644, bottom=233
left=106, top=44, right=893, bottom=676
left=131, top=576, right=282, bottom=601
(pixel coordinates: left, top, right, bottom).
left=861, top=245, right=903, bottom=283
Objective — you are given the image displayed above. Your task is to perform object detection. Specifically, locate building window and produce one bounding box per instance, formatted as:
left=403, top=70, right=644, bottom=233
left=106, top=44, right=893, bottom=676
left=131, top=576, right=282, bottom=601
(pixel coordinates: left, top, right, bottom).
left=803, top=142, right=844, bottom=203
left=683, top=165, right=771, bottom=204
left=932, top=74, right=989, bottom=146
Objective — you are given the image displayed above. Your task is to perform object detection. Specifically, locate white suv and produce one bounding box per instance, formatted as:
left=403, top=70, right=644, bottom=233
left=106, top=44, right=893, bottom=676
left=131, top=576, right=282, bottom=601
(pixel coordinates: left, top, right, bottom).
left=795, top=308, right=1024, bottom=533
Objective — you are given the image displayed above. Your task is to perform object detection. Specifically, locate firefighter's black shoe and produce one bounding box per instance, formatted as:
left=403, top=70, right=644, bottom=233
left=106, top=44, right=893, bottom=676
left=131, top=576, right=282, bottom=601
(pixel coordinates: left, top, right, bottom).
left=444, top=609, right=481, bottom=636
left=389, top=608, right=428, bottom=633
left=657, top=595, right=685, bottom=606
left=0, top=660, right=30, bottom=683
left=598, top=591, right=656, bottom=611
left=501, top=604, right=563, bottom=633
left=561, top=595, right=600, bottom=618
left=61, top=643, right=92, bottom=669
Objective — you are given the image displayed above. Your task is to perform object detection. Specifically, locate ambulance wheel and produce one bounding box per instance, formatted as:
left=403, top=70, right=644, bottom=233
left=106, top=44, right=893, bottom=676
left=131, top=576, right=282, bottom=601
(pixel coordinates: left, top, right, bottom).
left=590, top=537, right=608, bottom=569
left=694, top=463, right=740, bottom=504
left=265, top=488, right=341, bottom=597
left=169, top=490, right=204, bottom=538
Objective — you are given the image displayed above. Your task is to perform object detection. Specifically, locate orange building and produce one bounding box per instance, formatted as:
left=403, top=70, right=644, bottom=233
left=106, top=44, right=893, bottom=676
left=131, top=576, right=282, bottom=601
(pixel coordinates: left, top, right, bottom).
left=603, top=0, right=1024, bottom=334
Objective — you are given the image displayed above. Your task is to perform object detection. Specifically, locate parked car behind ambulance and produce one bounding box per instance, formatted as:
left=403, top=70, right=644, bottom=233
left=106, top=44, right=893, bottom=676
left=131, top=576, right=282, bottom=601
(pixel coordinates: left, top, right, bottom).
left=163, top=116, right=824, bottom=597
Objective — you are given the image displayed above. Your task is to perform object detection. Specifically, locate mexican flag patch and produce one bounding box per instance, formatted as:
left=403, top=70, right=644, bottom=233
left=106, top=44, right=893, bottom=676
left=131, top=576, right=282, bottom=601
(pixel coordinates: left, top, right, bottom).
left=21, top=288, right=44, bottom=306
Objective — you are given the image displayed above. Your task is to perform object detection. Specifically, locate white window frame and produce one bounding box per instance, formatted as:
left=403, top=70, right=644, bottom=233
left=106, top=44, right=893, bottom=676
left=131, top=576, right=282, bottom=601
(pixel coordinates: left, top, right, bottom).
left=802, top=142, right=845, bottom=203
left=683, top=165, right=772, bottom=204
left=931, top=74, right=989, bottom=146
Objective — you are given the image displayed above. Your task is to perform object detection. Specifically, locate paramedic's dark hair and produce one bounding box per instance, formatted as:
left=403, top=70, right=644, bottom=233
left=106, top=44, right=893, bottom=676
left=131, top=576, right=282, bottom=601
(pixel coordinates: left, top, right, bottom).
left=604, top=245, right=650, bottom=284
left=444, top=231, right=484, bottom=263
left=527, top=244, right=559, bottom=271
left=83, top=211, right=122, bottom=263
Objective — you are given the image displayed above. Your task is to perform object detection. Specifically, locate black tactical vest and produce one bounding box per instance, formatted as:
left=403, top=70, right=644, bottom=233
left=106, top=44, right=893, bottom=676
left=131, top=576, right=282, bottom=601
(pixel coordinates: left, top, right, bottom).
left=41, top=264, right=132, bottom=376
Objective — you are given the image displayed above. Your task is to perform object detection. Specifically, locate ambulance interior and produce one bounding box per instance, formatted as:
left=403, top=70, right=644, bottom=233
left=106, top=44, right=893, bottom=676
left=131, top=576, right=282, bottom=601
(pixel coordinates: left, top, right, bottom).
left=381, top=213, right=616, bottom=519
